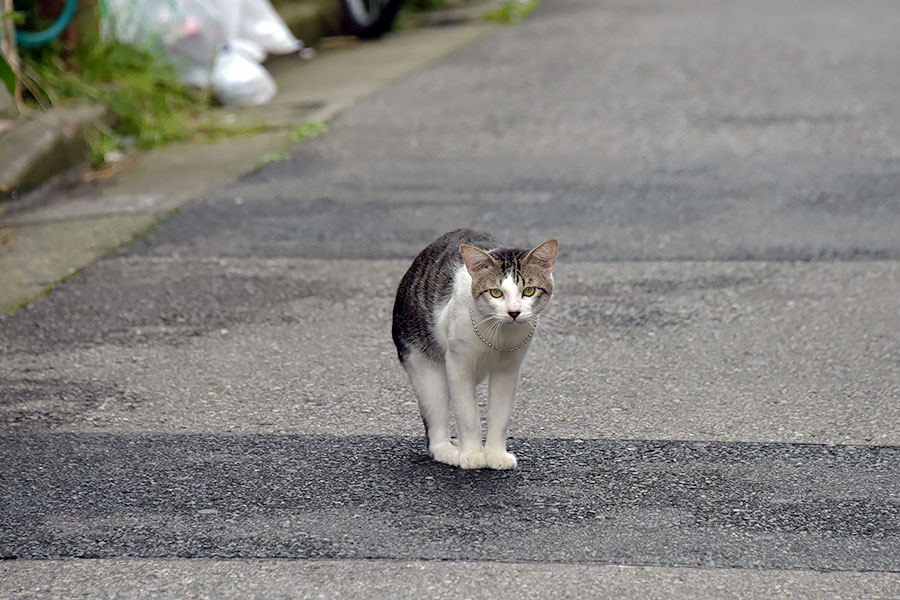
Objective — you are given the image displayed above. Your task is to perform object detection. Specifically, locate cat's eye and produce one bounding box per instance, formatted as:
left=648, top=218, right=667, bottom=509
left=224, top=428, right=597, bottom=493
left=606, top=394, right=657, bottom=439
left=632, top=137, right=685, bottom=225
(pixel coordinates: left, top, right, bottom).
left=522, top=287, right=536, bottom=297
left=489, top=289, right=503, bottom=298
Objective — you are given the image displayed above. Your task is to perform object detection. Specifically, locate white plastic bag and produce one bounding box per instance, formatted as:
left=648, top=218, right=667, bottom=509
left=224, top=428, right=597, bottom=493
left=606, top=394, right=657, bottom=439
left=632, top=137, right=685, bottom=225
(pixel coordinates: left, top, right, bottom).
left=101, top=0, right=298, bottom=105
left=229, top=37, right=267, bottom=64
left=207, top=0, right=304, bottom=105
left=236, top=0, right=302, bottom=55
left=210, top=44, right=276, bottom=106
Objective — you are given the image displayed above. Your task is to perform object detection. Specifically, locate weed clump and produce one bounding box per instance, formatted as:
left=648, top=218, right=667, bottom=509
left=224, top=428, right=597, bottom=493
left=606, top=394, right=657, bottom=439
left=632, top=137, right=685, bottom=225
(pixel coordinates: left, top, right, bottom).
left=31, top=42, right=200, bottom=155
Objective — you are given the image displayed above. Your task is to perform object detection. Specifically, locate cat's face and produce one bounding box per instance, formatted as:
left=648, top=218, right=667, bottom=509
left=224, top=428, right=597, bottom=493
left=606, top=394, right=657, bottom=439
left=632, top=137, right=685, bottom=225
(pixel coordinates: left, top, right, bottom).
left=476, top=270, right=551, bottom=324
left=460, top=239, right=558, bottom=324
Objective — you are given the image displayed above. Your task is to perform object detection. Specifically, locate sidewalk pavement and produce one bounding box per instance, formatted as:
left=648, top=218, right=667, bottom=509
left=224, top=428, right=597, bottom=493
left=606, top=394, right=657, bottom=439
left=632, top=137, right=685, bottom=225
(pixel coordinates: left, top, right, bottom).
left=0, top=14, right=498, bottom=315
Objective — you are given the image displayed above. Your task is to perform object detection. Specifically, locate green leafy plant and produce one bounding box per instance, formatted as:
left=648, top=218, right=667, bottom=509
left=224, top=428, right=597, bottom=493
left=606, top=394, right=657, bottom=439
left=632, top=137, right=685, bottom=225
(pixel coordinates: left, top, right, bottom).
left=1, top=9, right=24, bottom=25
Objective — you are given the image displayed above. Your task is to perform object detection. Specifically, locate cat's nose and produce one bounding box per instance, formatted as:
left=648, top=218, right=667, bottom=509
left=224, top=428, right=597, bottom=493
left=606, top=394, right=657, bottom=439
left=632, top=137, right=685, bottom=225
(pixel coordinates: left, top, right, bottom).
left=508, top=311, right=521, bottom=320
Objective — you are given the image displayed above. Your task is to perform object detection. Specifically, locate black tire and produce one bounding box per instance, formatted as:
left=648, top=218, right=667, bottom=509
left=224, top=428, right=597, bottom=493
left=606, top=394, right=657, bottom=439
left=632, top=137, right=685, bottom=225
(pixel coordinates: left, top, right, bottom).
left=339, top=0, right=406, bottom=39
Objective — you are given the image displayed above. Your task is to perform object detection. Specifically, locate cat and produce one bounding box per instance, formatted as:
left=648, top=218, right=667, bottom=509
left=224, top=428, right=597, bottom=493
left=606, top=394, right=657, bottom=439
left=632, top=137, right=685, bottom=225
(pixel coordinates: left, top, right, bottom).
left=392, top=229, right=558, bottom=470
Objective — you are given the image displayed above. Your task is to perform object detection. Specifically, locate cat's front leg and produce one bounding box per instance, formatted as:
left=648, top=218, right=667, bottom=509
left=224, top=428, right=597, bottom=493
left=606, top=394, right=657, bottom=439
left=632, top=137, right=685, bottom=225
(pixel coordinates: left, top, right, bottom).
left=445, top=356, right=486, bottom=469
left=485, top=367, right=520, bottom=470
left=401, top=350, right=459, bottom=466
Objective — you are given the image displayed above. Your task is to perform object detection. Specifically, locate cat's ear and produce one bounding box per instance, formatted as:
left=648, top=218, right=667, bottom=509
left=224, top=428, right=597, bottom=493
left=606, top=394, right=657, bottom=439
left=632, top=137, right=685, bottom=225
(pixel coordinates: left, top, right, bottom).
left=460, top=245, right=497, bottom=277
left=525, top=239, right=558, bottom=276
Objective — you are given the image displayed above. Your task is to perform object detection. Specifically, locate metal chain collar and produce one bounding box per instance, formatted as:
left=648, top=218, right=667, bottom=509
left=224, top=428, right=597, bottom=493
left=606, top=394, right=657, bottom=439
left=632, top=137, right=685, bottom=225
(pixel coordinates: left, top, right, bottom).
left=469, top=309, right=537, bottom=352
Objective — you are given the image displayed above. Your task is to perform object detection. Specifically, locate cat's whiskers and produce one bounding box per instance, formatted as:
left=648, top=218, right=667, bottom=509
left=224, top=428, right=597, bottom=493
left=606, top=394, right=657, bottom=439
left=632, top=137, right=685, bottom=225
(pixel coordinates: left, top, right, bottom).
left=475, top=313, right=503, bottom=345
left=487, top=317, right=506, bottom=345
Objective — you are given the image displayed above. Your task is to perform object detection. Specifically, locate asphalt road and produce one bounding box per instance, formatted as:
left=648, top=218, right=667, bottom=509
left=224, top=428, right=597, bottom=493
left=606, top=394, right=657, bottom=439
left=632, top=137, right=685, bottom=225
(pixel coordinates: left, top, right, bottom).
left=3, top=0, right=900, bottom=597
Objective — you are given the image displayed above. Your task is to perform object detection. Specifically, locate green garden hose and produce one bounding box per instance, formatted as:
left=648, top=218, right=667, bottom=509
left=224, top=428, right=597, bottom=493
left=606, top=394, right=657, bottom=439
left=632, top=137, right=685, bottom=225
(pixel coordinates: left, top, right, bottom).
left=15, top=0, right=79, bottom=48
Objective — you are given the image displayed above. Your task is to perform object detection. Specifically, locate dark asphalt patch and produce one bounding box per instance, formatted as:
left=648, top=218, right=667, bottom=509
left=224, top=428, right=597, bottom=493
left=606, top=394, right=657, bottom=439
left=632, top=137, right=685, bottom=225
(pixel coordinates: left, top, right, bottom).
left=2, top=435, right=897, bottom=571
left=124, top=154, right=900, bottom=262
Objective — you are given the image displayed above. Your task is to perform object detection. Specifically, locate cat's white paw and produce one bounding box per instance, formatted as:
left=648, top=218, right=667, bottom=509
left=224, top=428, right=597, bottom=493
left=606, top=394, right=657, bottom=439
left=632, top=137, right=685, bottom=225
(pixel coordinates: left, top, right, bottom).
left=459, top=450, right=487, bottom=470
left=485, top=450, right=518, bottom=470
left=430, top=443, right=460, bottom=467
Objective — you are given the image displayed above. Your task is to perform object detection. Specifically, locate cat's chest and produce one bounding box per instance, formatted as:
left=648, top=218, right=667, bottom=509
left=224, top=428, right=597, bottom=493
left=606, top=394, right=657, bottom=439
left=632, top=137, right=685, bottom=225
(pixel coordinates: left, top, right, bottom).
left=439, top=304, right=525, bottom=375
left=472, top=350, right=521, bottom=380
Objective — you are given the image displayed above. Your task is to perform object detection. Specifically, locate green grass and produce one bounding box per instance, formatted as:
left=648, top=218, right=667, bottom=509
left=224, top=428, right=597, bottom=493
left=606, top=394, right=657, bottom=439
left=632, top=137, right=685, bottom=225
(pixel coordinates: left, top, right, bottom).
left=254, top=122, right=328, bottom=168
left=485, top=0, right=540, bottom=23
left=259, top=150, right=290, bottom=166
left=289, top=121, right=328, bottom=143
left=30, top=42, right=201, bottom=149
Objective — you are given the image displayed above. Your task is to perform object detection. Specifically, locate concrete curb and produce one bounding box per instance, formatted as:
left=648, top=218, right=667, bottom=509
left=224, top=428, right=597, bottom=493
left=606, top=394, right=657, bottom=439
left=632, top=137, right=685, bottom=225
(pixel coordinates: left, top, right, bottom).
left=0, top=103, right=114, bottom=199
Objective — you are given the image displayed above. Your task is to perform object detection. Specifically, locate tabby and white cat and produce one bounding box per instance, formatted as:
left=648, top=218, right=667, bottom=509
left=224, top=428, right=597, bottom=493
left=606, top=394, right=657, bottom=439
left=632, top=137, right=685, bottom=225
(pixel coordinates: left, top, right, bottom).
left=392, top=229, right=558, bottom=470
